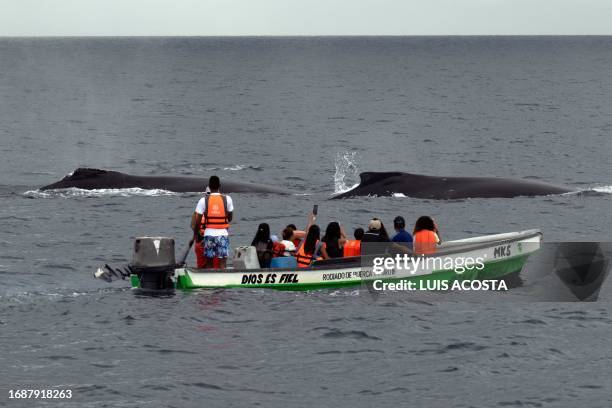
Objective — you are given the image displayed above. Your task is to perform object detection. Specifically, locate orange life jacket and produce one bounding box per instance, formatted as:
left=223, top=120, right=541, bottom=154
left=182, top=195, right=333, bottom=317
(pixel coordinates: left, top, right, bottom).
left=343, top=240, right=361, bottom=257
left=272, top=242, right=286, bottom=258
left=200, top=194, right=229, bottom=231
left=295, top=240, right=322, bottom=268
left=413, top=230, right=438, bottom=255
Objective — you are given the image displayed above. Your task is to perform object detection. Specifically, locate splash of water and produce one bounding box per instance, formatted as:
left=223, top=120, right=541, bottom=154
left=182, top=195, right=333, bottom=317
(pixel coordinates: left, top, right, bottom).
left=333, top=151, right=360, bottom=194
left=591, top=185, right=612, bottom=194
left=561, top=185, right=612, bottom=197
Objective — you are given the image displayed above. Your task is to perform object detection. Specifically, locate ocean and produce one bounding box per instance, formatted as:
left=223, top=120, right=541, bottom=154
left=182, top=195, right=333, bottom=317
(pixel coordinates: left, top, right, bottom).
left=1, top=37, right=612, bottom=407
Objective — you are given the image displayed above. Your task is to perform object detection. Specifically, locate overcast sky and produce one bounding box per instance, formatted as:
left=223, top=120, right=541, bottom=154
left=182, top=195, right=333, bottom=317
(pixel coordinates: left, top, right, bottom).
left=2, top=0, right=612, bottom=36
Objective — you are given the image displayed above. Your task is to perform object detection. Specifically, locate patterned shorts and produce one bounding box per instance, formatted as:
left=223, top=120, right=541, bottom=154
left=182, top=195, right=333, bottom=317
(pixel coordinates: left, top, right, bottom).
left=203, top=235, right=230, bottom=259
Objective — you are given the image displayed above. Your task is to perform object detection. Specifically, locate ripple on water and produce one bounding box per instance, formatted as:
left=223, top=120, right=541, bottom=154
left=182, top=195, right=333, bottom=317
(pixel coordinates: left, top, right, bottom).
left=317, top=328, right=382, bottom=341
left=181, top=381, right=224, bottom=390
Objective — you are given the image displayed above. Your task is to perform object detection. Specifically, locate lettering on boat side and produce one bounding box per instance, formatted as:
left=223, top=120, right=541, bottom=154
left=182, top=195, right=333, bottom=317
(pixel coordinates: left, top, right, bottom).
left=241, top=273, right=299, bottom=285
left=493, top=245, right=512, bottom=258
left=322, top=270, right=374, bottom=281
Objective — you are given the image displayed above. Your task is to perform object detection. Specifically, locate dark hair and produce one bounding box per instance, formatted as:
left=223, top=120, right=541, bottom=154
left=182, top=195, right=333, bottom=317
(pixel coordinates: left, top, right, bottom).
left=379, top=222, right=390, bottom=241
left=286, top=224, right=297, bottom=231
left=208, top=175, right=220, bottom=191
left=303, top=224, right=320, bottom=254
left=413, top=216, right=436, bottom=234
left=353, top=228, right=364, bottom=240
left=393, top=216, right=405, bottom=230
left=322, top=222, right=341, bottom=245
left=282, top=228, right=293, bottom=241
left=251, top=223, right=271, bottom=246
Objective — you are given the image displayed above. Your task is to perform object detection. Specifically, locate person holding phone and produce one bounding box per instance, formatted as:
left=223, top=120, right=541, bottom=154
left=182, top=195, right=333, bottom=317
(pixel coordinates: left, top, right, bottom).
left=285, top=205, right=318, bottom=246
left=294, top=205, right=330, bottom=267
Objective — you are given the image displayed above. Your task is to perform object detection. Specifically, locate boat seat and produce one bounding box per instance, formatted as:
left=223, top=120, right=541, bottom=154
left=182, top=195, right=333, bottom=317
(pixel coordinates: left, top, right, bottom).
left=233, top=246, right=260, bottom=269
left=270, top=256, right=298, bottom=269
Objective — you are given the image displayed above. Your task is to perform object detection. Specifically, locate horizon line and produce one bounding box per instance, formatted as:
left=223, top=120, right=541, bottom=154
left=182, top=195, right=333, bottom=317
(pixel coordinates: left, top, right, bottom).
left=2, top=34, right=612, bottom=39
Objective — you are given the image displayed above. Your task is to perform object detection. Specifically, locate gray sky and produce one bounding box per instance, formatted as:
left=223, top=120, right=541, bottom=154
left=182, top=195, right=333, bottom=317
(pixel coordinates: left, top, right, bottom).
left=2, top=0, right=612, bottom=36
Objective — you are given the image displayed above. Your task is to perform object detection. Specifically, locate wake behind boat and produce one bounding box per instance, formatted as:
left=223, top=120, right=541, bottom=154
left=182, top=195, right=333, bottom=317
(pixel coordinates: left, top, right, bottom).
left=100, top=229, right=543, bottom=292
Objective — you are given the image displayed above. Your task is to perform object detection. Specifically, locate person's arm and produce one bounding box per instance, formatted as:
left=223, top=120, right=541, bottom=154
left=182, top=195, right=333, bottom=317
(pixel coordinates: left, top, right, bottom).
left=319, top=242, right=330, bottom=260
left=433, top=219, right=441, bottom=243
left=293, top=230, right=306, bottom=240
left=191, top=211, right=198, bottom=232
left=192, top=212, right=203, bottom=234
left=192, top=198, right=205, bottom=235
left=339, top=225, right=348, bottom=248
left=304, top=212, right=316, bottom=232
left=191, top=213, right=197, bottom=231
left=226, top=196, right=234, bottom=223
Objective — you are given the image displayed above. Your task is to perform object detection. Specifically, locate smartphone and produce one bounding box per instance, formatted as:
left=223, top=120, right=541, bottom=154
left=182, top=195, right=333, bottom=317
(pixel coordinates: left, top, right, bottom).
left=312, top=205, right=318, bottom=216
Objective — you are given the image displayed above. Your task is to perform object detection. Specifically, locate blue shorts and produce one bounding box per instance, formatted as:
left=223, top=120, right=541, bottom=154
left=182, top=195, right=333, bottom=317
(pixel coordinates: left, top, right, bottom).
left=203, top=235, right=230, bottom=259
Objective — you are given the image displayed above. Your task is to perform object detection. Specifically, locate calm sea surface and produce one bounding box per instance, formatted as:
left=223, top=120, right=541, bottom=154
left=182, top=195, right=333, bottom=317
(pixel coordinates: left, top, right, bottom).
left=1, top=37, right=612, bottom=407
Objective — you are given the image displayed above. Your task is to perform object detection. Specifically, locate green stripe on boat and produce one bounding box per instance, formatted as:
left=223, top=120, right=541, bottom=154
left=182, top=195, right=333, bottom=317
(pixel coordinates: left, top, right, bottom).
left=131, top=229, right=541, bottom=292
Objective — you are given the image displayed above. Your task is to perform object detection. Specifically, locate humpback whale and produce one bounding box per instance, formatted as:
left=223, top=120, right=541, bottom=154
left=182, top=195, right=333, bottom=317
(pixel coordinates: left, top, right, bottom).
left=332, top=172, right=573, bottom=199
left=41, top=168, right=294, bottom=194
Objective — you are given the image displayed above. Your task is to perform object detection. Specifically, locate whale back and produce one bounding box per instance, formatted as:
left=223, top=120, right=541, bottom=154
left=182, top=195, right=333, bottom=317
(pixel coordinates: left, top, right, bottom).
left=358, top=171, right=406, bottom=186
left=65, top=168, right=110, bottom=180
left=41, top=168, right=294, bottom=194
left=333, top=171, right=572, bottom=199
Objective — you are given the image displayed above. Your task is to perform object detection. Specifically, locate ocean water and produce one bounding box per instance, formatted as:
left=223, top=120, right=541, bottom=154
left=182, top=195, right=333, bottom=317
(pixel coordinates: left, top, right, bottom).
left=1, top=37, right=612, bottom=407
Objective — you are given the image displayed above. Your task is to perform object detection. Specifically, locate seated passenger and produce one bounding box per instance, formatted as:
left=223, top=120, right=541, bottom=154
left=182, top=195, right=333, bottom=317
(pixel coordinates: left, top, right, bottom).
left=391, top=216, right=413, bottom=247
left=343, top=228, right=364, bottom=257
left=322, top=222, right=347, bottom=259
left=360, top=219, right=391, bottom=257
left=271, top=241, right=285, bottom=258
left=295, top=225, right=329, bottom=268
left=286, top=223, right=305, bottom=247
left=273, top=227, right=297, bottom=257
left=361, top=218, right=391, bottom=243
left=412, top=216, right=440, bottom=255
left=251, top=223, right=273, bottom=268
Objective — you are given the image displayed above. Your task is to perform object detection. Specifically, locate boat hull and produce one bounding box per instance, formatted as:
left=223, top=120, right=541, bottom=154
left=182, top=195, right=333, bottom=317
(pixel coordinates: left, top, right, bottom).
left=130, top=230, right=542, bottom=292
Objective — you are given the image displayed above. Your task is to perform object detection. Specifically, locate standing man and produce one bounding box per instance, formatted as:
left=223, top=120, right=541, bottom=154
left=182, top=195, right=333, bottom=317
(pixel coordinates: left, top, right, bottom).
left=191, top=176, right=234, bottom=269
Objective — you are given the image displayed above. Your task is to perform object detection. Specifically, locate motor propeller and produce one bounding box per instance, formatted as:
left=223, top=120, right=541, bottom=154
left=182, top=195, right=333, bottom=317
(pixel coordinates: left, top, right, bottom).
left=94, top=263, right=133, bottom=282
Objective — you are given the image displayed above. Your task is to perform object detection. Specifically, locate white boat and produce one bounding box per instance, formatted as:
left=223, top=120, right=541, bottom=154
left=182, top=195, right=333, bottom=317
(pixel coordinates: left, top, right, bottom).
left=128, top=229, right=542, bottom=291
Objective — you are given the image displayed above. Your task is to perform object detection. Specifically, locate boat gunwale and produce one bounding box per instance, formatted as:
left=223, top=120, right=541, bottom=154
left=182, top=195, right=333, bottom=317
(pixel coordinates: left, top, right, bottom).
left=180, top=229, right=542, bottom=275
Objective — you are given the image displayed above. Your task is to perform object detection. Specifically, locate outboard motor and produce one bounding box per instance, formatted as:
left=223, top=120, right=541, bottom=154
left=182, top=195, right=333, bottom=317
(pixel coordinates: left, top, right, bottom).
left=131, top=237, right=176, bottom=290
